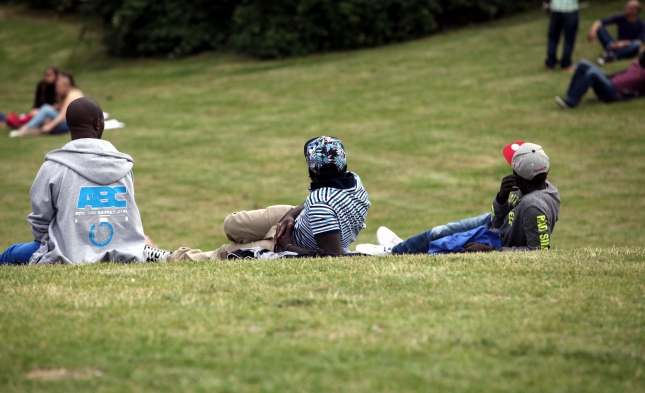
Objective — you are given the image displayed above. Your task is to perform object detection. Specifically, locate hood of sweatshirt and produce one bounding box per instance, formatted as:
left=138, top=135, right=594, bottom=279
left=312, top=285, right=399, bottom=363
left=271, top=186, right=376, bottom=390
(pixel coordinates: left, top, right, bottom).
left=45, top=139, right=134, bottom=185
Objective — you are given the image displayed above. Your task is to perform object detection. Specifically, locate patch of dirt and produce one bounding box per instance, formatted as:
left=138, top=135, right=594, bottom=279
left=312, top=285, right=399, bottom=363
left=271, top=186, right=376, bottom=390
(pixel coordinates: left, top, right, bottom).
left=26, top=368, right=104, bottom=380
left=277, top=298, right=313, bottom=308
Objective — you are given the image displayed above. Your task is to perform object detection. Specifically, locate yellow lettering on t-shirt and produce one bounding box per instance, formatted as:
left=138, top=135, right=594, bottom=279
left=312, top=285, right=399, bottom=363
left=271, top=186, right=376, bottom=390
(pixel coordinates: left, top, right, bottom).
left=508, top=211, right=514, bottom=226
left=539, top=233, right=550, bottom=249
left=509, top=193, right=520, bottom=206
left=537, top=215, right=548, bottom=232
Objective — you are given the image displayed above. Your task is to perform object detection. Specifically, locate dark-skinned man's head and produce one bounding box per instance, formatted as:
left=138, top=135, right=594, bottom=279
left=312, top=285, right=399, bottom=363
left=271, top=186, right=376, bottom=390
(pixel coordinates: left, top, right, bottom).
left=66, top=97, right=104, bottom=140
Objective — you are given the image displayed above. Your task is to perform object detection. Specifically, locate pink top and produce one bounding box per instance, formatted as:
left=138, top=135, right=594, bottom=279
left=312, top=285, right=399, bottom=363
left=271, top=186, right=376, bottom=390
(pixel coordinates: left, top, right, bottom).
left=612, top=60, right=645, bottom=98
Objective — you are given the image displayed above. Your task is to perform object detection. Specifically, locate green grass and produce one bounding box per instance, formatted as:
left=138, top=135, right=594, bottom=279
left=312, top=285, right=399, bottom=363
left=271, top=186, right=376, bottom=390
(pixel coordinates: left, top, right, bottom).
left=1, top=2, right=644, bottom=392
left=1, top=249, right=645, bottom=392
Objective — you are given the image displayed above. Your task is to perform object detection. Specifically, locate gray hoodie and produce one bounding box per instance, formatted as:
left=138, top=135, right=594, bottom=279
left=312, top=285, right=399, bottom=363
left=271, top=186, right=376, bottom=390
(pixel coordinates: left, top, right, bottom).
left=491, top=181, right=561, bottom=251
left=28, top=139, right=146, bottom=264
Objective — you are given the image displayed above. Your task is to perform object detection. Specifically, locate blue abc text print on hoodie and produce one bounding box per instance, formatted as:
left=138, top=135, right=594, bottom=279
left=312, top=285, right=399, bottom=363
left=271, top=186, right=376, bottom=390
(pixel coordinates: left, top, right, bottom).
left=27, top=139, right=146, bottom=264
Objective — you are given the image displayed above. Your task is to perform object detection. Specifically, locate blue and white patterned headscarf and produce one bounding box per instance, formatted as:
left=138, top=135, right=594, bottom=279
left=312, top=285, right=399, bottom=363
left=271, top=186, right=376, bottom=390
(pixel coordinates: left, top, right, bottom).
left=304, top=136, right=347, bottom=175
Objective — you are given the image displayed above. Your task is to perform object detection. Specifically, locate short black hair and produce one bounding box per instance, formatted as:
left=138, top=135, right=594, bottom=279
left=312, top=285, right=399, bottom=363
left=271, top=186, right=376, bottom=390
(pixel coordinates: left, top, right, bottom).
left=66, top=97, right=103, bottom=130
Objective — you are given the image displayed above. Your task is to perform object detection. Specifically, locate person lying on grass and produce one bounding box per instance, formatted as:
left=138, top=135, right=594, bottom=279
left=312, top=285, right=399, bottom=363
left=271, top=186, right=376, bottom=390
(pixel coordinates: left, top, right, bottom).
left=555, top=48, right=645, bottom=109
left=0, top=97, right=164, bottom=265
left=356, top=141, right=561, bottom=255
left=164, top=136, right=371, bottom=261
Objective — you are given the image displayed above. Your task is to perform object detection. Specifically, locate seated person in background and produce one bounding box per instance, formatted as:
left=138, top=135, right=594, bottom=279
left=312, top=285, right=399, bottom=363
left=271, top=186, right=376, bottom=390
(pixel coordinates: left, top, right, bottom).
left=555, top=48, right=645, bottom=108
left=356, top=142, right=560, bottom=255
left=589, top=0, right=645, bottom=65
left=30, top=67, right=59, bottom=117
left=10, top=71, right=83, bottom=137
left=0, top=98, right=152, bottom=265
left=166, top=136, right=371, bottom=261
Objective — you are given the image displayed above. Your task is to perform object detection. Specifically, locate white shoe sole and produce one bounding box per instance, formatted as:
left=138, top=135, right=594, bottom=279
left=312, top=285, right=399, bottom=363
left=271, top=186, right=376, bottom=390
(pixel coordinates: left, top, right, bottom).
left=355, top=244, right=391, bottom=256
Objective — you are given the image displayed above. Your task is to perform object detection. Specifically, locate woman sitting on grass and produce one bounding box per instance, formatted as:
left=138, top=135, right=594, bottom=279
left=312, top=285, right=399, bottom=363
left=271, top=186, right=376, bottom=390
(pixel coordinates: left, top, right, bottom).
left=10, top=71, right=84, bottom=137
left=29, top=66, right=59, bottom=117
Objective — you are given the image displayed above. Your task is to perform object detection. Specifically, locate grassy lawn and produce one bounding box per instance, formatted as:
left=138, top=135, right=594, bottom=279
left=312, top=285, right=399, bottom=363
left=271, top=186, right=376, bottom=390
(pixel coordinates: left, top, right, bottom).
left=0, top=2, right=644, bottom=392
left=1, top=249, right=644, bottom=392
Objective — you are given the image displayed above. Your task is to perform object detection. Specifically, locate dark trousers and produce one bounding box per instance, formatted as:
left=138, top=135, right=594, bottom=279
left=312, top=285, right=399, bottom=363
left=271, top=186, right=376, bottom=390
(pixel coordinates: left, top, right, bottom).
left=546, top=11, right=579, bottom=69
left=565, top=59, right=617, bottom=106
left=596, top=26, right=642, bottom=60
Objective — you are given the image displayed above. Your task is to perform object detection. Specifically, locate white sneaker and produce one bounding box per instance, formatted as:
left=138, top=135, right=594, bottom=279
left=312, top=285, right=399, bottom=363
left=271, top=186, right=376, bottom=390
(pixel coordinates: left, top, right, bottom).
left=376, top=226, right=403, bottom=247
left=355, top=243, right=393, bottom=256
left=144, top=245, right=171, bottom=262
left=555, top=96, right=572, bottom=110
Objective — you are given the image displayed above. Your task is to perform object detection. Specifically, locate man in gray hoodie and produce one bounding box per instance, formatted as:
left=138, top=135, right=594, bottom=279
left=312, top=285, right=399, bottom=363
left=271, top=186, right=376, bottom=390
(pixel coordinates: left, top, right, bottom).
left=0, top=97, right=155, bottom=265
left=356, top=141, right=561, bottom=254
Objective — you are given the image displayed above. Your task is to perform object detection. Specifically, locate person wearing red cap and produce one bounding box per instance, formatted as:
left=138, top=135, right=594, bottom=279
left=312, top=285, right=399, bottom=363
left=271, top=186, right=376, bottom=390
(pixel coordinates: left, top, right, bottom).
left=356, top=142, right=561, bottom=255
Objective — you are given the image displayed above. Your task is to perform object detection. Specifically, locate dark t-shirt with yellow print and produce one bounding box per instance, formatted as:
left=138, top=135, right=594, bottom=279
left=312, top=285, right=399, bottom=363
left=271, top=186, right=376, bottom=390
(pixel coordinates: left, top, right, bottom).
left=490, top=181, right=561, bottom=251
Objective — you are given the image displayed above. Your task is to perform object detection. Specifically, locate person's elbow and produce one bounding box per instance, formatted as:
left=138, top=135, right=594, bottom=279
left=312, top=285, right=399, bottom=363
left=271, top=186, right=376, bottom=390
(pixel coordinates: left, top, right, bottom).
left=315, top=233, right=343, bottom=255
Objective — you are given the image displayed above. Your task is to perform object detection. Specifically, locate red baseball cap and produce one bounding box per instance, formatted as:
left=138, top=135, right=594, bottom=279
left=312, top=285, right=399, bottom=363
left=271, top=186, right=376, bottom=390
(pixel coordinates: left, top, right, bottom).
left=503, top=141, right=550, bottom=180
left=502, top=141, right=525, bottom=165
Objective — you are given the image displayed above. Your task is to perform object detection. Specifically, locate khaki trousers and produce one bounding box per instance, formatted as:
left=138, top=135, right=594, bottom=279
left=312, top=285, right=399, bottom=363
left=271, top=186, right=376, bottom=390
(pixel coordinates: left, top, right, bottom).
left=167, top=205, right=294, bottom=261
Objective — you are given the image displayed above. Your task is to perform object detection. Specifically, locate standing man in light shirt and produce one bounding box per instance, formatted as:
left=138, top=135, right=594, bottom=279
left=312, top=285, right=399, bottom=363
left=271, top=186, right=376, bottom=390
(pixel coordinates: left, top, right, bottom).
left=545, top=0, right=580, bottom=72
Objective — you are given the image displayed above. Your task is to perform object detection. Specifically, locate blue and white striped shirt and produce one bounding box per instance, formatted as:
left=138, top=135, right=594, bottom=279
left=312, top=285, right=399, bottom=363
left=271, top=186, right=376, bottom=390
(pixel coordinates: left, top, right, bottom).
left=292, top=172, right=370, bottom=253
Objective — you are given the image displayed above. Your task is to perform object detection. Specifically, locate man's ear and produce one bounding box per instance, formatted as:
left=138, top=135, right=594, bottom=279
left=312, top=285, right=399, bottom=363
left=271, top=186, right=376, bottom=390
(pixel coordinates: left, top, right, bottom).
left=94, top=117, right=105, bottom=132
left=93, top=118, right=105, bottom=139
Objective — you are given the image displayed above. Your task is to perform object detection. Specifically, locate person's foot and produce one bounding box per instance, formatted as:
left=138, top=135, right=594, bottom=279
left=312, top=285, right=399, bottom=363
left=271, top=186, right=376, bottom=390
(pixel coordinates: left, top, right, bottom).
left=9, top=128, right=44, bottom=137
left=355, top=243, right=393, bottom=256
left=597, top=53, right=606, bottom=66
left=561, top=66, right=575, bottom=73
left=376, top=226, right=403, bottom=247
left=144, top=245, right=171, bottom=262
left=555, top=96, right=574, bottom=109
left=597, top=52, right=615, bottom=66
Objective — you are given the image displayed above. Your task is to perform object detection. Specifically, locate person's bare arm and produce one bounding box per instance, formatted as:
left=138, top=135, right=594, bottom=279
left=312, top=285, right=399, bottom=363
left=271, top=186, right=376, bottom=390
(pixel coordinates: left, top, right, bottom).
left=588, top=20, right=603, bottom=42
left=314, top=233, right=343, bottom=255
left=276, top=225, right=343, bottom=256
left=42, top=90, right=82, bottom=133
left=275, top=203, right=305, bottom=241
